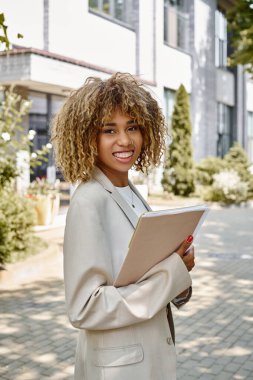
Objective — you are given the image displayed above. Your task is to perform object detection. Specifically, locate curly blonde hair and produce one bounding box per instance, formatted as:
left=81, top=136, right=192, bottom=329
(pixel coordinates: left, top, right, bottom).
left=51, top=72, right=166, bottom=183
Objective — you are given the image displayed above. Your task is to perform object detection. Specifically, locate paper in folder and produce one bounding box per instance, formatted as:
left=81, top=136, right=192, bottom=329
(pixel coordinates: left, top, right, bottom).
left=114, top=204, right=209, bottom=287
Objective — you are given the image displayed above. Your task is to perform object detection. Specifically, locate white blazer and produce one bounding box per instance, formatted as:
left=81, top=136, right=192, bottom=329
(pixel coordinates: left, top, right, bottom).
left=64, top=167, right=192, bottom=380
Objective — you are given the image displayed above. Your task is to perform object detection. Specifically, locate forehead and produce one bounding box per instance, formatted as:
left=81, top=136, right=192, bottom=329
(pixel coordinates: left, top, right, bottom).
left=104, top=109, right=135, bottom=123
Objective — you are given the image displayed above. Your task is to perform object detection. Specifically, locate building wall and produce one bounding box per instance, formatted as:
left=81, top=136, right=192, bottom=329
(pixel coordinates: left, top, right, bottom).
left=48, top=0, right=136, bottom=73
left=191, top=0, right=217, bottom=160
left=138, top=0, right=155, bottom=80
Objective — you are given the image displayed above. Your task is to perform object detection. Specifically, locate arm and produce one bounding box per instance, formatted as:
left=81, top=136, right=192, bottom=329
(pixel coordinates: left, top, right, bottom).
left=64, top=199, right=192, bottom=331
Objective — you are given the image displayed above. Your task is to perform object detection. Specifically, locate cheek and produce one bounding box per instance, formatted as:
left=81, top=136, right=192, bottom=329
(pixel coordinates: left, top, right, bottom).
left=96, top=138, right=102, bottom=156
left=97, top=136, right=112, bottom=161
left=97, top=137, right=106, bottom=160
left=136, top=133, right=144, bottom=152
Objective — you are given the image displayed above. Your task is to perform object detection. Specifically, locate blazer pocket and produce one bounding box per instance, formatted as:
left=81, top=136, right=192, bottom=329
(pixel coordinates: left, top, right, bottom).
left=93, top=344, right=144, bottom=367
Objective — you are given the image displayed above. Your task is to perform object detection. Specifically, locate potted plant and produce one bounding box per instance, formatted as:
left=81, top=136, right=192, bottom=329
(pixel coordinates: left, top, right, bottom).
left=26, top=178, right=60, bottom=225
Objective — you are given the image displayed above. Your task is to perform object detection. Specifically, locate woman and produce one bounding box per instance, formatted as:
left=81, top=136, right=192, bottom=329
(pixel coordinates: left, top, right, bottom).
left=52, top=73, right=194, bottom=380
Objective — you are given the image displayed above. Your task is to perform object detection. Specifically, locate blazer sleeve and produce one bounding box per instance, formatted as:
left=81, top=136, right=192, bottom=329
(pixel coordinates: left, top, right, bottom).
left=64, top=197, right=192, bottom=331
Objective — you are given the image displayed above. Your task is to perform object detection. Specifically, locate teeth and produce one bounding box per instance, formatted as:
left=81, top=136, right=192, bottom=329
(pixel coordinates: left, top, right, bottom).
left=113, top=152, right=133, bottom=158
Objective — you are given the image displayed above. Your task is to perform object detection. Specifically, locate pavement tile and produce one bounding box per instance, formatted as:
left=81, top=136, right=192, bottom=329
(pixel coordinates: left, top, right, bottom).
left=198, top=375, right=216, bottom=380
left=209, top=364, right=224, bottom=375
left=224, top=362, right=243, bottom=373
left=234, top=369, right=252, bottom=379
left=177, top=368, right=188, bottom=379
left=233, top=355, right=250, bottom=365
left=241, top=361, right=253, bottom=371
left=200, top=358, right=216, bottom=367
left=214, top=372, right=236, bottom=380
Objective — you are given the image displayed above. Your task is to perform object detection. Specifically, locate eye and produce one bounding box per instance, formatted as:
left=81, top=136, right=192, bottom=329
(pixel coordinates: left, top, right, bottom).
left=128, top=125, right=140, bottom=132
left=102, top=128, right=116, bottom=134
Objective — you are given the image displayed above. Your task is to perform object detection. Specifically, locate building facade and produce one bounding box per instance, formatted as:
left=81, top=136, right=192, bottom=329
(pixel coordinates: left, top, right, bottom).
left=1, top=0, right=253, bottom=190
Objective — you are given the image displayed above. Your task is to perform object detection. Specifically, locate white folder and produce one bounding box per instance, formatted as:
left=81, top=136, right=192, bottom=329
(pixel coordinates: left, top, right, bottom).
left=114, top=204, right=209, bottom=287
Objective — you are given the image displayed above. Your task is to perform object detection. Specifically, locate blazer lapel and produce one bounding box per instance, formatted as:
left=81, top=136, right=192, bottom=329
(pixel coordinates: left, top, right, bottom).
left=92, top=167, right=139, bottom=228
left=128, top=181, right=152, bottom=212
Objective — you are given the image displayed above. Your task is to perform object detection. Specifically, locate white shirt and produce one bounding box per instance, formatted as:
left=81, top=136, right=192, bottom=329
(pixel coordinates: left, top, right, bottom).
left=116, top=185, right=147, bottom=217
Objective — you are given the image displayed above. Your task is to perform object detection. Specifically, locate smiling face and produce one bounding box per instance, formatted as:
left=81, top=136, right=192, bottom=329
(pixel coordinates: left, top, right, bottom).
left=96, top=109, right=143, bottom=187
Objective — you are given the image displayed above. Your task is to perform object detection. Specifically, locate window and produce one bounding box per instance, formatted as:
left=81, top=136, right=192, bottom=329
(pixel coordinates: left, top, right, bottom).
left=164, top=88, right=176, bottom=133
left=89, top=0, right=131, bottom=25
left=248, top=111, right=253, bottom=164
left=164, top=0, right=189, bottom=51
left=215, top=9, right=227, bottom=68
left=217, top=103, right=233, bottom=157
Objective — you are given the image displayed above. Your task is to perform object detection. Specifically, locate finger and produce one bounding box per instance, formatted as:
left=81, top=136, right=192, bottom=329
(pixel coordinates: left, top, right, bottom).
left=182, top=253, right=195, bottom=270
left=176, top=235, right=193, bottom=257
left=189, top=260, right=195, bottom=271
left=184, top=257, right=195, bottom=272
left=183, top=254, right=194, bottom=267
left=183, top=245, right=195, bottom=257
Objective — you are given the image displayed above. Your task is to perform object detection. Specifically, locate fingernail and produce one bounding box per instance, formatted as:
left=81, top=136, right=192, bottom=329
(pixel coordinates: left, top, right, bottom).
left=186, top=235, right=193, bottom=243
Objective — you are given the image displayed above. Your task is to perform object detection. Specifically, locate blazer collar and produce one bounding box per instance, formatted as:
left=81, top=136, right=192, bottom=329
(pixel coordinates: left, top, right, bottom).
left=92, top=167, right=151, bottom=228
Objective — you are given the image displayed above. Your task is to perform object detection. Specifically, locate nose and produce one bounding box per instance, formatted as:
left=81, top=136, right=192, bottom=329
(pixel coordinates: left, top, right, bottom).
left=117, top=131, right=132, bottom=146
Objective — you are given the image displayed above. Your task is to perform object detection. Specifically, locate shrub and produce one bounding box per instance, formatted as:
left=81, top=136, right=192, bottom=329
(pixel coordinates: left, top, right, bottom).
left=0, top=186, right=36, bottom=265
left=0, top=87, right=52, bottom=264
left=203, top=170, right=248, bottom=204
left=0, top=157, right=18, bottom=188
left=224, top=142, right=252, bottom=182
left=196, top=143, right=253, bottom=202
left=195, top=156, right=226, bottom=186
left=162, top=84, right=195, bottom=196
left=248, top=175, right=253, bottom=199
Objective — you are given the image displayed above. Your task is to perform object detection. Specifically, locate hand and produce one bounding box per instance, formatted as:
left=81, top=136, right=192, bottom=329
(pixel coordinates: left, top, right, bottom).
left=175, top=235, right=195, bottom=272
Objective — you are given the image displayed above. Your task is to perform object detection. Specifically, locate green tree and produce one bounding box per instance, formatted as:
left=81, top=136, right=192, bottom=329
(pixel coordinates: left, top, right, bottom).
left=227, top=0, right=253, bottom=76
left=161, top=84, right=195, bottom=196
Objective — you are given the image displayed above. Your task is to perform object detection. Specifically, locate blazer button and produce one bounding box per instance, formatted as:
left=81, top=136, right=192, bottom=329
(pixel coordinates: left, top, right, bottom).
left=166, top=337, right=172, bottom=345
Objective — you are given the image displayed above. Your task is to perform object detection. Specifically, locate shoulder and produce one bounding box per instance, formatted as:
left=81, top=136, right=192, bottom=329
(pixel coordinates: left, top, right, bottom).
left=72, top=179, right=108, bottom=203
left=67, top=179, right=110, bottom=218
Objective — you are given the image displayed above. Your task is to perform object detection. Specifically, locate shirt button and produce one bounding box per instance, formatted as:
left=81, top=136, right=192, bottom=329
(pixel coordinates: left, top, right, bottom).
left=166, top=337, right=172, bottom=345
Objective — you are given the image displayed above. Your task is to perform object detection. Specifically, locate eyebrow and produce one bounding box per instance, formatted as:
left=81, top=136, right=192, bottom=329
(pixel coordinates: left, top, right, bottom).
left=103, top=120, right=136, bottom=127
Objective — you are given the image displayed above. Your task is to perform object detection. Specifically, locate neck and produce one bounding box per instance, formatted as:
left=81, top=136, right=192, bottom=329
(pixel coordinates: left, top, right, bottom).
left=97, top=165, right=129, bottom=187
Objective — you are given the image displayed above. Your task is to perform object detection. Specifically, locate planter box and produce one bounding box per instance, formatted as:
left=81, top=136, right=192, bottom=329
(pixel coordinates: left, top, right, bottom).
left=34, top=194, right=60, bottom=225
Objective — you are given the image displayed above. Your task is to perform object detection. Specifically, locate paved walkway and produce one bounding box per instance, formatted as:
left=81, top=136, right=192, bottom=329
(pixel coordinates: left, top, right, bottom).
left=0, top=204, right=253, bottom=379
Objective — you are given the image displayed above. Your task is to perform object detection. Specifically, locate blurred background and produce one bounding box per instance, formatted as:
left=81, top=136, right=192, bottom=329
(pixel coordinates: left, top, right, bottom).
left=1, top=0, right=252, bottom=195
